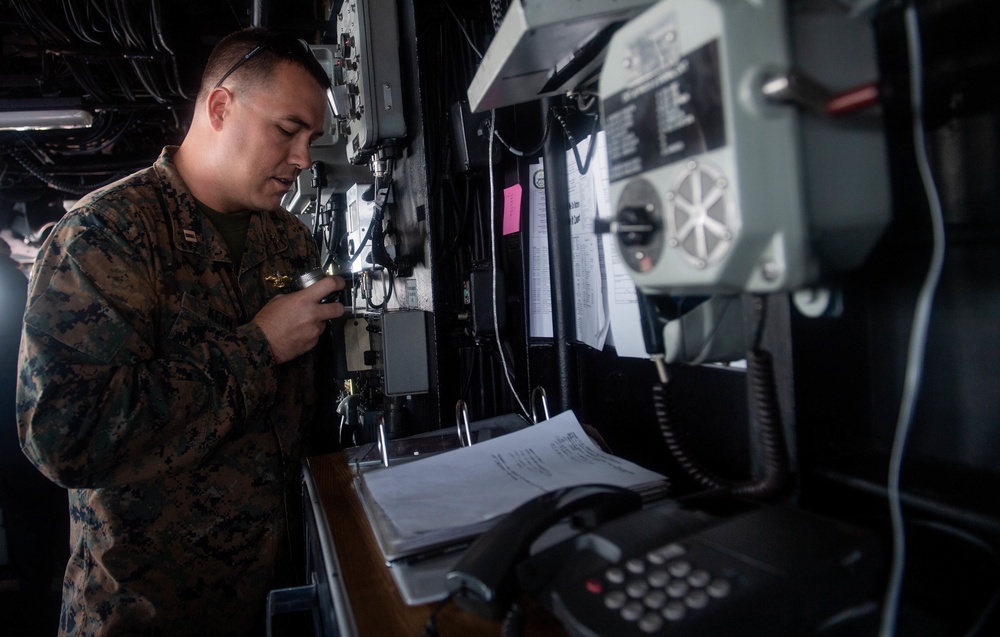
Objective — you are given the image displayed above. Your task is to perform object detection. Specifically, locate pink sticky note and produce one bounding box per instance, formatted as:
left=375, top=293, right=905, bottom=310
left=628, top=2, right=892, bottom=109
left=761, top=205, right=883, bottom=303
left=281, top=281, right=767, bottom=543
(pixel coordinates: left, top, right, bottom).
left=502, top=184, right=522, bottom=235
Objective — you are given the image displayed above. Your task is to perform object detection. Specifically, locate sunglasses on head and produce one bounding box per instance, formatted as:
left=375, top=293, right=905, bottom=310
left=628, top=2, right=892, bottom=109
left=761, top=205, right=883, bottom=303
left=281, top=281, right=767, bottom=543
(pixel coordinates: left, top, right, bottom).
left=213, top=38, right=313, bottom=90
left=214, top=44, right=267, bottom=89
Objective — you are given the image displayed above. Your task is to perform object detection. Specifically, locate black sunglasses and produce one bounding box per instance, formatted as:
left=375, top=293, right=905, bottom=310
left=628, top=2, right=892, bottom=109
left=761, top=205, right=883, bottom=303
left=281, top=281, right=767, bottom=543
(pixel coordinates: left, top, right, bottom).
left=212, top=38, right=313, bottom=90
left=213, top=44, right=267, bottom=89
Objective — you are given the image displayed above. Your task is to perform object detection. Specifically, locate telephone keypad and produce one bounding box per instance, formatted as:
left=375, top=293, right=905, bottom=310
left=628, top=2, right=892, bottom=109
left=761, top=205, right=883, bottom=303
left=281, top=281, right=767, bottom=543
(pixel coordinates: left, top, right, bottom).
left=604, top=591, right=627, bottom=609
left=590, top=541, right=734, bottom=633
left=626, top=580, right=649, bottom=598
left=643, top=590, right=667, bottom=609
left=687, top=569, right=711, bottom=588
left=666, top=580, right=689, bottom=598
left=685, top=590, right=710, bottom=609
left=662, top=600, right=686, bottom=621
left=621, top=601, right=644, bottom=621
left=647, top=569, right=669, bottom=588
left=707, top=578, right=732, bottom=598
left=639, top=612, right=664, bottom=633
left=605, top=566, right=625, bottom=584
left=548, top=504, right=882, bottom=637
left=668, top=560, right=692, bottom=578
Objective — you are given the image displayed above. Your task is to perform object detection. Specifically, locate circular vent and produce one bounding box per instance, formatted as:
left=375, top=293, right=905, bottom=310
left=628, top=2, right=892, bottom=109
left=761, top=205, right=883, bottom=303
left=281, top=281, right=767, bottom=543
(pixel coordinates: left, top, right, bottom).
left=665, top=161, right=738, bottom=268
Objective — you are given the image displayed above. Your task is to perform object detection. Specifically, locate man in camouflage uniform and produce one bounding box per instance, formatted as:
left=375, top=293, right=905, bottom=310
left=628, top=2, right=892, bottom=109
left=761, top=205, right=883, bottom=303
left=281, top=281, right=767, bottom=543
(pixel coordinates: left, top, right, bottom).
left=16, top=27, right=344, bottom=636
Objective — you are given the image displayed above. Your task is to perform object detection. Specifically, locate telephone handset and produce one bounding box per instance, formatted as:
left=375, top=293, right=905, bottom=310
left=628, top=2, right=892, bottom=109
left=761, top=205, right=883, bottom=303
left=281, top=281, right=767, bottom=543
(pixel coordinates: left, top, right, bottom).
left=444, top=483, right=643, bottom=619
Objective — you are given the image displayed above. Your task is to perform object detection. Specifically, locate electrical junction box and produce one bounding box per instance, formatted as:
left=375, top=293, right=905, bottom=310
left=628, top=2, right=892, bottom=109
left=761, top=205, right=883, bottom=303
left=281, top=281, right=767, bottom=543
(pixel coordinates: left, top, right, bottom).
left=346, top=183, right=375, bottom=272
left=375, top=310, right=429, bottom=396
left=599, top=0, right=889, bottom=296
left=335, top=0, right=407, bottom=165
left=341, top=311, right=429, bottom=394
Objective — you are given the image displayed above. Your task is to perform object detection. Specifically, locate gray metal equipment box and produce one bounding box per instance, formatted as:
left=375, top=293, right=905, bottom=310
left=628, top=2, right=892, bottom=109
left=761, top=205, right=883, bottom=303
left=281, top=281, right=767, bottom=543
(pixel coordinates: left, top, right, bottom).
left=599, top=0, right=890, bottom=295
left=378, top=310, right=429, bottom=396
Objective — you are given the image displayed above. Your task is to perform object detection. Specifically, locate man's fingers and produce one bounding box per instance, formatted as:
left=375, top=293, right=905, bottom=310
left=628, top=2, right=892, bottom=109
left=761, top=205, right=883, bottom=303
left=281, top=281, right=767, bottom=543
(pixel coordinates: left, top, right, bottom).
left=301, top=275, right=345, bottom=301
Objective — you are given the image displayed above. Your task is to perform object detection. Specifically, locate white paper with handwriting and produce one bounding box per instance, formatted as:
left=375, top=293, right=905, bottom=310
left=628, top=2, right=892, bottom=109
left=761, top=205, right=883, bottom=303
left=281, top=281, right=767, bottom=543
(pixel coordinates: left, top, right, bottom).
left=356, top=410, right=667, bottom=560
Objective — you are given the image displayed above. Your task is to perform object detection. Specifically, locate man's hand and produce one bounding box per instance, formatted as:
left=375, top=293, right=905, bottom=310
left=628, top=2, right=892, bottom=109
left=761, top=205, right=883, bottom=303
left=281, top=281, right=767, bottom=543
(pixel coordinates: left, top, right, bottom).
left=252, top=275, right=345, bottom=364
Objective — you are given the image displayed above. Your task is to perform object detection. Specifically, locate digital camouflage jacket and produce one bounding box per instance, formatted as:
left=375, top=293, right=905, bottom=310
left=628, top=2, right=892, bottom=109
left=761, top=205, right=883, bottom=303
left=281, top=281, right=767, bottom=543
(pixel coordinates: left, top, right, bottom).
left=17, top=147, right=321, bottom=636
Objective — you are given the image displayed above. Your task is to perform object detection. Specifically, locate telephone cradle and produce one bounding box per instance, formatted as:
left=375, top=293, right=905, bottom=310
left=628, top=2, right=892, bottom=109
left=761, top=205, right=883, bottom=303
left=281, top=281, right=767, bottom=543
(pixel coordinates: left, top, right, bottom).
left=447, top=485, right=883, bottom=637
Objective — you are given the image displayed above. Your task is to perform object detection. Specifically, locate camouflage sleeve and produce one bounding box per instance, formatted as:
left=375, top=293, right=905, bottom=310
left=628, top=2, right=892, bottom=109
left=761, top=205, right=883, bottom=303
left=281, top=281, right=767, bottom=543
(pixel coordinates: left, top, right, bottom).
left=16, top=211, right=277, bottom=489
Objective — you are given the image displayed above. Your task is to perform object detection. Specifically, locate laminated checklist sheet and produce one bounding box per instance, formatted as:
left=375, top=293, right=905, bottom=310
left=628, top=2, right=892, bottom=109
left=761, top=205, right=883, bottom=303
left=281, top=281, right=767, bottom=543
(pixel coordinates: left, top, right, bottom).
left=355, top=410, right=669, bottom=563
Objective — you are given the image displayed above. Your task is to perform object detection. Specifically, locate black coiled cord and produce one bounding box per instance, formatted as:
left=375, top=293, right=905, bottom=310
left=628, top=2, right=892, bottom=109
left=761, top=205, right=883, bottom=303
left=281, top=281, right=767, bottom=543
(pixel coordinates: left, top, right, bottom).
left=490, top=0, right=508, bottom=31
left=501, top=600, right=526, bottom=637
left=654, top=348, right=790, bottom=500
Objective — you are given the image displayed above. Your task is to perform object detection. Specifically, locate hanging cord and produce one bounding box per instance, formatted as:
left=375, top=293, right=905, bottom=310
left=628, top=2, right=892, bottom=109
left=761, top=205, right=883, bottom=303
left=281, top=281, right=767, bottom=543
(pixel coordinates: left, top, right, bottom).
left=652, top=354, right=790, bottom=499
left=443, top=0, right=483, bottom=59
left=487, top=111, right=531, bottom=421
left=550, top=108, right=600, bottom=175
left=364, top=267, right=394, bottom=311
left=652, top=300, right=789, bottom=500
left=493, top=127, right=546, bottom=158
left=492, top=111, right=552, bottom=158
left=879, top=4, right=947, bottom=636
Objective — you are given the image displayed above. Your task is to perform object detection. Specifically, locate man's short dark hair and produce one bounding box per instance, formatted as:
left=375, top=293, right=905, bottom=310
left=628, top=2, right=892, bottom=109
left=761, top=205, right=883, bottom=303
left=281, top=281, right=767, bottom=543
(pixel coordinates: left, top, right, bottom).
left=200, top=27, right=331, bottom=101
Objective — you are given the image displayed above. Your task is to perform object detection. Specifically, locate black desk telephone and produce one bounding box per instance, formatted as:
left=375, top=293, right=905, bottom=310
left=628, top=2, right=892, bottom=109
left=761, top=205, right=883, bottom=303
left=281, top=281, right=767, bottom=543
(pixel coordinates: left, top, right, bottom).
left=445, top=485, right=883, bottom=636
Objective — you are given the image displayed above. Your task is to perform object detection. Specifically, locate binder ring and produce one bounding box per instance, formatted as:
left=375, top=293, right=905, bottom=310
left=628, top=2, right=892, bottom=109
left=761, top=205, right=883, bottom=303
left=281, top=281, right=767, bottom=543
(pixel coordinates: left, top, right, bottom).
left=377, top=416, right=389, bottom=467
left=531, top=387, right=550, bottom=424
left=455, top=400, right=472, bottom=447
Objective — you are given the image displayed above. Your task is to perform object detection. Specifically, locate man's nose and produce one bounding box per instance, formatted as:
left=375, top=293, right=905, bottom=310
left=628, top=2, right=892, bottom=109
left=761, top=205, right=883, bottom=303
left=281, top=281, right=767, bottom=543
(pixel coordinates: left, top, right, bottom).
left=289, top=139, right=312, bottom=170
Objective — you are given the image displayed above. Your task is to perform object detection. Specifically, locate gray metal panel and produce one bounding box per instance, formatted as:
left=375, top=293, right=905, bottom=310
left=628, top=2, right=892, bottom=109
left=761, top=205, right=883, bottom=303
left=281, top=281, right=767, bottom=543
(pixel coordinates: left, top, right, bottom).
left=337, top=0, right=407, bottom=164
left=467, top=0, right=656, bottom=112
left=381, top=310, right=429, bottom=395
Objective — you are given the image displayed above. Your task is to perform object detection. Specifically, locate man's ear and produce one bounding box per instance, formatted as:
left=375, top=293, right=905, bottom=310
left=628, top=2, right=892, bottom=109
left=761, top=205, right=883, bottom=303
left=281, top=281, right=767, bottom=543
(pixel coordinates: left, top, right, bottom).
left=206, top=87, right=232, bottom=132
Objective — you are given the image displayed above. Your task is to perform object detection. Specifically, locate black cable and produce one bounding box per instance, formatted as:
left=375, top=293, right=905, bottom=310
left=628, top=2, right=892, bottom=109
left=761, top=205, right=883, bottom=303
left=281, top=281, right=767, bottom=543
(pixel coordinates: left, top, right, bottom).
left=551, top=108, right=600, bottom=175
left=493, top=115, right=551, bottom=159
left=10, top=149, right=126, bottom=196
left=13, top=0, right=72, bottom=45
left=64, top=59, right=111, bottom=102
left=42, top=112, right=127, bottom=156
left=500, top=600, right=526, bottom=637
left=108, top=60, right=137, bottom=101
left=150, top=0, right=190, bottom=100
left=117, top=0, right=148, bottom=50
left=460, top=345, right=478, bottom=403
left=128, top=60, right=169, bottom=104
left=64, top=0, right=102, bottom=45
left=435, top=175, right=473, bottom=264
left=752, top=295, right=769, bottom=350
left=364, top=268, right=393, bottom=311
left=104, top=0, right=128, bottom=49
left=442, top=0, right=483, bottom=59
left=653, top=348, right=790, bottom=500
left=422, top=594, right=452, bottom=637
left=575, top=91, right=598, bottom=114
